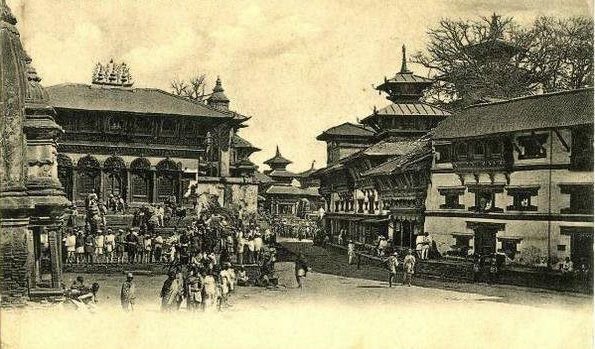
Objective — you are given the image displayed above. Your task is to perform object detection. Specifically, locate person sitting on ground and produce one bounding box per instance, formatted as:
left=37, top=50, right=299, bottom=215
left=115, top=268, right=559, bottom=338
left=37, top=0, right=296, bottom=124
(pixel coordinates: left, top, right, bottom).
left=237, top=267, right=249, bottom=286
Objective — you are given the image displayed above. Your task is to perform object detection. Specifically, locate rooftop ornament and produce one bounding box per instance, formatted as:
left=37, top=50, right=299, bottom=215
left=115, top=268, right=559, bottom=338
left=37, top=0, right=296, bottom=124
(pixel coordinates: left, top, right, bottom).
left=92, top=59, right=134, bottom=87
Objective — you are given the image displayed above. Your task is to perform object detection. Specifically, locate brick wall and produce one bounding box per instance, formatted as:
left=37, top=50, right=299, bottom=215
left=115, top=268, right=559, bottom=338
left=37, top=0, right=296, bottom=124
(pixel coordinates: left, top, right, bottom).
left=0, top=224, right=31, bottom=306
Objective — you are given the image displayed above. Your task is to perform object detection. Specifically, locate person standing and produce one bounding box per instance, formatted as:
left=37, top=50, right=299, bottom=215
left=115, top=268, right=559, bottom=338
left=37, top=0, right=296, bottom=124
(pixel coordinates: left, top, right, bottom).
left=253, top=232, right=263, bottom=263
left=347, top=240, right=356, bottom=265
left=115, top=229, right=125, bottom=264
left=186, top=269, right=202, bottom=311
left=65, top=230, right=77, bottom=264
left=104, top=229, right=115, bottom=263
left=153, top=233, right=164, bottom=263
left=143, top=234, right=153, bottom=263
left=75, top=230, right=85, bottom=264
left=160, top=271, right=183, bottom=311
left=94, top=230, right=105, bottom=263
left=125, top=229, right=138, bottom=264
left=84, top=233, right=95, bottom=264
left=120, top=273, right=136, bottom=311
left=295, top=253, right=309, bottom=290
left=403, top=249, right=416, bottom=287
left=387, top=252, right=400, bottom=287
left=421, top=232, right=432, bottom=260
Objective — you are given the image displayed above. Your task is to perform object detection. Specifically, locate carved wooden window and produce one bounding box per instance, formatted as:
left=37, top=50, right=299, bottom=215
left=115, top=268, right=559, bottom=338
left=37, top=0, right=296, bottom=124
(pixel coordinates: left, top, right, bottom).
left=161, top=119, right=176, bottom=136
left=438, top=186, right=465, bottom=209
left=517, top=133, right=547, bottom=159
left=506, top=186, right=539, bottom=211
left=472, top=142, right=486, bottom=159
left=560, top=184, right=594, bottom=214
left=135, top=117, right=152, bottom=135
left=107, top=116, right=124, bottom=132
left=487, top=139, right=502, bottom=158
left=79, top=114, right=98, bottom=132
left=455, top=142, right=468, bottom=160
left=467, top=185, right=504, bottom=213
left=435, top=145, right=451, bottom=163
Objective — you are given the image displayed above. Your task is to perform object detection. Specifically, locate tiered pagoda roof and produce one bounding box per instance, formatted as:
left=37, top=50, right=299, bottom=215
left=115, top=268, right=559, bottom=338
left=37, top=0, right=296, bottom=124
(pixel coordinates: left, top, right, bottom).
left=375, top=45, right=434, bottom=103
left=263, top=146, right=292, bottom=167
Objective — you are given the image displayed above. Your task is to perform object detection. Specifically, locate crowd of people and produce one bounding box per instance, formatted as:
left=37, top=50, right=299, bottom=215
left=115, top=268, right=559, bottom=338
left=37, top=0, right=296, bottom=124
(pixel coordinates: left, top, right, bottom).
left=271, top=216, right=320, bottom=241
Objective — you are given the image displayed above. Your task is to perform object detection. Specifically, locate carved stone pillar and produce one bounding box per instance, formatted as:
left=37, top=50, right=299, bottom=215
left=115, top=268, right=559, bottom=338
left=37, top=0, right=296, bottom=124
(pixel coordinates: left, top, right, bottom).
left=151, top=169, right=158, bottom=203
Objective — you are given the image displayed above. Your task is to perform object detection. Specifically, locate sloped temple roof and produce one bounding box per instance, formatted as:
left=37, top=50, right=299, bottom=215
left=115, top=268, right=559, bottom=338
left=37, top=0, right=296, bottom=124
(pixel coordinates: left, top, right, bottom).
left=316, top=122, right=375, bottom=140
left=46, top=83, right=233, bottom=119
left=431, top=88, right=594, bottom=140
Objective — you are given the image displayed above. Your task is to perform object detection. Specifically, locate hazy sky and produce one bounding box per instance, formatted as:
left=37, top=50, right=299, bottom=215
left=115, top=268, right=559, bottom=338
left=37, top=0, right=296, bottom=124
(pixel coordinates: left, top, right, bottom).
left=9, top=0, right=593, bottom=172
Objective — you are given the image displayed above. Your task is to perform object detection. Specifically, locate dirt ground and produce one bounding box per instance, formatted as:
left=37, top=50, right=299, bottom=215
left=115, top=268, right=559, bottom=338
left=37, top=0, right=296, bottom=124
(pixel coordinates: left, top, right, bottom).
left=2, top=247, right=592, bottom=349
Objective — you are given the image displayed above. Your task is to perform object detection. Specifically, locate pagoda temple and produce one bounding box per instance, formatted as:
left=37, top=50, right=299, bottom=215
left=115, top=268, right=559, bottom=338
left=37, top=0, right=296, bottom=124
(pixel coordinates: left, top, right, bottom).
left=259, top=147, right=322, bottom=217
left=313, top=44, right=450, bottom=249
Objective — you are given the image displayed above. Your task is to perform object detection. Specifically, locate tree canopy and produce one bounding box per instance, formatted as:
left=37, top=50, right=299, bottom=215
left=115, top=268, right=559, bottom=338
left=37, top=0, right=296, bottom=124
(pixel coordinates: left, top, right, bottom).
left=413, top=14, right=593, bottom=110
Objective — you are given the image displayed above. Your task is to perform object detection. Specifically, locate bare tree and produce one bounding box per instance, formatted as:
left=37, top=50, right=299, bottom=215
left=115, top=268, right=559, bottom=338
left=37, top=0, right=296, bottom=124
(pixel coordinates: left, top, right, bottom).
left=171, top=73, right=208, bottom=102
left=412, top=14, right=593, bottom=110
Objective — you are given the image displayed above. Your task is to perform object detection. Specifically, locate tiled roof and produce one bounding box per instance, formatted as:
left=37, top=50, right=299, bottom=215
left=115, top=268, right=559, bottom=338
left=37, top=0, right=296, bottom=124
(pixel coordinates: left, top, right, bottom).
left=431, top=88, right=594, bottom=140
left=232, top=134, right=260, bottom=150
left=231, top=158, right=257, bottom=168
left=46, top=83, right=231, bottom=119
left=362, top=139, right=432, bottom=177
left=361, top=102, right=450, bottom=124
left=362, top=137, right=419, bottom=157
left=311, top=137, right=419, bottom=177
left=254, top=172, right=274, bottom=184
left=316, top=122, right=375, bottom=140
left=268, top=169, right=297, bottom=178
left=379, top=72, right=434, bottom=84
left=265, top=184, right=320, bottom=196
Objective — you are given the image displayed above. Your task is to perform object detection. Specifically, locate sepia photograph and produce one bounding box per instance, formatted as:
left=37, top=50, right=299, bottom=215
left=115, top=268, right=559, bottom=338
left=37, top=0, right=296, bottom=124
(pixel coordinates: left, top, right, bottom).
left=1, top=0, right=593, bottom=348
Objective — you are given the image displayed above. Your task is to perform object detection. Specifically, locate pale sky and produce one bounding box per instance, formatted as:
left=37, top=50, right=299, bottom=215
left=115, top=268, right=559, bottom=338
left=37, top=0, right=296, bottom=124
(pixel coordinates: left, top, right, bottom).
left=9, top=0, right=593, bottom=173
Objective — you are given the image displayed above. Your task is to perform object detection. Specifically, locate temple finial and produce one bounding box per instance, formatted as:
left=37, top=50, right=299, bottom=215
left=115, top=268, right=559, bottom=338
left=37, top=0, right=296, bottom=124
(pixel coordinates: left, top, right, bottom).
left=275, top=145, right=281, bottom=156
left=400, top=44, right=411, bottom=74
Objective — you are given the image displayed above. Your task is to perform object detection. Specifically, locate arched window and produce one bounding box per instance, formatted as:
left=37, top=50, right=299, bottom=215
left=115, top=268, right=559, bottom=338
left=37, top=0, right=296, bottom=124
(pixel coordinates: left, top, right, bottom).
left=103, top=156, right=126, bottom=198
left=76, top=155, right=100, bottom=198
left=156, top=158, right=180, bottom=202
left=130, top=157, right=151, bottom=203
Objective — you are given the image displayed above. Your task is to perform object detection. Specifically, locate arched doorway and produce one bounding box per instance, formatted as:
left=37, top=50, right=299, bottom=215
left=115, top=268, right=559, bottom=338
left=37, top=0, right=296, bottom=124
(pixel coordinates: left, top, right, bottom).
left=76, top=155, right=100, bottom=200
left=156, top=158, right=180, bottom=203
left=57, top=154, right=73, bottom=200
left=130, top=157, right=152, bottom=203
left=103, top=156, right=126, bottom=200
